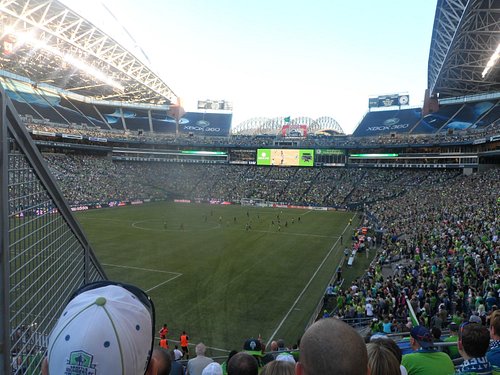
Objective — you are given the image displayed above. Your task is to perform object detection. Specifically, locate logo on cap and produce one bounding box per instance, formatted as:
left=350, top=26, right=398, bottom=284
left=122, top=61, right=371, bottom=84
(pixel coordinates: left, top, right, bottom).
left=66, top=350, right=96, bottom=375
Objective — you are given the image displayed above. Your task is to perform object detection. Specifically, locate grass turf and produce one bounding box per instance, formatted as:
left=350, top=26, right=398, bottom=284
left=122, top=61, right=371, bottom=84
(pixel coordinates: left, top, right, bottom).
left=75, top=201, right=362, bottom=356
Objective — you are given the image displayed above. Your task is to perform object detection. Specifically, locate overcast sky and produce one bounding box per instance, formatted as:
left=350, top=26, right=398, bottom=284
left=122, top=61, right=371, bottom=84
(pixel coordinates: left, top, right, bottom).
left=61, top=0, right=437, bottom=134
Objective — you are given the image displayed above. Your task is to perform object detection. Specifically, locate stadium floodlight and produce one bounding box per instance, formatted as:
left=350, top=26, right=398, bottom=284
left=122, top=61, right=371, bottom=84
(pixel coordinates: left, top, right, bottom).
left=482, top=42, right=500, bottom=78
left=9, top=31, right=124, bottom=91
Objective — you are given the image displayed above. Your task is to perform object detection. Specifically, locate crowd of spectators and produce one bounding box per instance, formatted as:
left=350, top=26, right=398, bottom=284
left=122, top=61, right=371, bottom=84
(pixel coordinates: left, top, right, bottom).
left=328, top=168, right=499, bottom=341
left=25, top=117, right=500, bottom=149
left=14, top=147, right=499, bottom=375
left=43, top=154, right=471, bottom=210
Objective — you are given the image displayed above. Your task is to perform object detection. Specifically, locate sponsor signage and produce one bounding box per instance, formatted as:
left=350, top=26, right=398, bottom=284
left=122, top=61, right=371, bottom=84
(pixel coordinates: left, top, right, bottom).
left=32, top=130, right=56, bottom=137
left=62, top=134, right=83, bottom=140
left=88, top=137, right=108, bottom=143
left=316, top=149, right=344, bottom=155
left=179, top=112, right=232, bottom=136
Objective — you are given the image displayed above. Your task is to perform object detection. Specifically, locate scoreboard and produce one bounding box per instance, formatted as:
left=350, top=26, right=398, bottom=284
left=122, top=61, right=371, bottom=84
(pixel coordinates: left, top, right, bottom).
left=256, top=149, right=314, bottom=167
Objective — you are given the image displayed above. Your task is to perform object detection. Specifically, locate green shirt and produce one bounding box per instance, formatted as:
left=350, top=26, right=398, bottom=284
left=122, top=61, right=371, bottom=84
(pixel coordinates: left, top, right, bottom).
left=402, top=350, right=455, bottom=375
left=443, top=335, right=460, bottom=359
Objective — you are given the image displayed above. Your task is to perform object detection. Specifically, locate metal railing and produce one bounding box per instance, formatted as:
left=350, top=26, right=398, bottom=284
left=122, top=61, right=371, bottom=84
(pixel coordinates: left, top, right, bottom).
left=0, top=87, right=107, bottom=374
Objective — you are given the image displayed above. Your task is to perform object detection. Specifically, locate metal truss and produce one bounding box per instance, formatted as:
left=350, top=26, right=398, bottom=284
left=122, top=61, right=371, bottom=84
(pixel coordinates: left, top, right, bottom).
left=232, top=116, right=344, bottom=135
left=428, top=0, right=500, bottom=97
left=0, top=0, right=177, bottom=104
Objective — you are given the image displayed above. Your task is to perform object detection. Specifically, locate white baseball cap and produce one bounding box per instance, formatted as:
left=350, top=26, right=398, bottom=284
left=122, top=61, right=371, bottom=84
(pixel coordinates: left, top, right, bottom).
left=47, top=281, right=155, bottom=375
left=202, top=362, right=223, bottom=375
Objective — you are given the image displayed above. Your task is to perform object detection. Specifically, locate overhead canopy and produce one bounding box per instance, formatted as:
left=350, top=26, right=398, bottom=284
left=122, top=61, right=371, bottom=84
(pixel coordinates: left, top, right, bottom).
left=0, top=0, right=177, bottom=105
left=428, top=0, right=500, bottom=98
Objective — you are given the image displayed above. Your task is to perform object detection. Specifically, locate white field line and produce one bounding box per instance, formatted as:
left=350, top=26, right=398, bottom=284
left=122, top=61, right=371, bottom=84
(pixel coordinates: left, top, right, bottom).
left=236, top=228, right=334, bottom=238
left=102, top=263, right=182, bottom=293
left=131, top=220, right=220, bottom=232
left=265, top=212, right=356, bottom=347
left=146, top=274, right=183, bottom=293
left=102, top=263, right=181, bottom=275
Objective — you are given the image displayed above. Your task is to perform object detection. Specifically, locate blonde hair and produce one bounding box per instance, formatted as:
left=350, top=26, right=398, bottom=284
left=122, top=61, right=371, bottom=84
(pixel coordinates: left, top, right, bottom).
left=489, top=309, right=500, bottom=336
left=366, top=343, right=400, bottom=375
left=261, top=361, right=295, bottom=375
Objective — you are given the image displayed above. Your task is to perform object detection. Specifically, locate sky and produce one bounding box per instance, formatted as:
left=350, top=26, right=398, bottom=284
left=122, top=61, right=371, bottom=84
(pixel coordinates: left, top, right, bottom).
left=60, top=0, right=437, bottom=135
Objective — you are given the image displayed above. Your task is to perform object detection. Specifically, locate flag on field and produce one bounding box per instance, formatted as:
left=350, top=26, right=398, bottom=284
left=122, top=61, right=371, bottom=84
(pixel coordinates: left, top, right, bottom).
left=284, top=116, right=291, bottom=123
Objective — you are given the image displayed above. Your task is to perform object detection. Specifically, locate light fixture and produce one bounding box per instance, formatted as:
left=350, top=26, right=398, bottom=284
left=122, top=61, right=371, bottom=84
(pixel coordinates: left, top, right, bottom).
left=10, top=31, right=124, bottom=91
left=482, top=42, right=500, bottom=78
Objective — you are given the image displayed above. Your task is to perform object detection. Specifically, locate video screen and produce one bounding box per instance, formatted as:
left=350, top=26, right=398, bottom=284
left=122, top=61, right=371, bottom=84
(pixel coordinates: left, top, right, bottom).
left=256, top=149, right=314, bottom=167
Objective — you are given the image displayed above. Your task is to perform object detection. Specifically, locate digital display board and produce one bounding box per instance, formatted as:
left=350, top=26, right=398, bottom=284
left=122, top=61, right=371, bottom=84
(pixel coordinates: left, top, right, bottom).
left=257, top=149, right=314, bottom=167
left=368, top=94, right=410, bottom=108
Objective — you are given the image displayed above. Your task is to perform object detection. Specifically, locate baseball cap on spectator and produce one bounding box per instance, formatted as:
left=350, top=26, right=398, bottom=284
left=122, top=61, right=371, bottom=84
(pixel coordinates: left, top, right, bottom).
left=448, top=322, right=459, bottom=332
left=469, top=315, right=482, bottom=324
left=202, top=362, right=223, bottom=375
left=276, top=353, right=296, bottom=363
left=47, top=281, right=155, bottom=375
left=243, top=338, right=263, bottom=356
left=410, top=326, right=434, bottom=348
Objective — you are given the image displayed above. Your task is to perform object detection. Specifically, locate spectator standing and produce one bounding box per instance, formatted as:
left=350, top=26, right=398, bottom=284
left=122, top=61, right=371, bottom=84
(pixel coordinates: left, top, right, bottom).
left=169, top=349, right=185, bottom=375
left=227, top=352, right=259, bottom=375
left=42, top=281, right=158, bottom=375
left=401, top=326, right=454, bottom=375
left=187, top=343, right=213, bottom=375
left=366, top=343, right=400, bottom=375
left=443, top=322, right=460, bottom=360
left=296, top=318, right=368, bottom=375
left=456, top=323, right=492, bottom=375
left=487, top=310, right=500, bottom=372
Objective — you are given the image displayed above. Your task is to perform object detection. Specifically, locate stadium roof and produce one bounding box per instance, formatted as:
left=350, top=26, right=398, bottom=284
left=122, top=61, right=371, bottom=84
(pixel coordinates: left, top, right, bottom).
left=0, top=0, right=177, bottom=105
left=428, top=0, right=500, bottom=98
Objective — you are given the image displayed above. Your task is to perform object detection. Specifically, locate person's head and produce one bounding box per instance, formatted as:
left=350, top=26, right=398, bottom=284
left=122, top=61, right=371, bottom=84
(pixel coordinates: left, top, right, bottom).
left=228, top=352, right=259, bottom=375
left=431, top=326, right=442, bottom=340
left=369, top=338, right=402, bottom=364
left=366, top=343, right=400, bottom=375
left=409, top=325, right=434, bottom=350
left=243, top=338, right=263, bottom=356
left=296, top=318, right=368, bottom=375
left=469, top=314, right=482, bottom=324
left=196, top=343, right=207, bottom=356
left=448, top=322, right=459, bottom=336
left=277, top=339, right=286, bottom=350
left=458, top=322, right=491, bottom=359
left=153, top=348, right=172, bottom=375
left=489, top=309, right=500, bottom=339
left=42, top=281, right=155, bottom=375
left=202, top=362, right=223, bottom=375
left=275, top=353, right=295, bottom=364
left=270, top=341, right=278, bottom=352
left=261, top=360, right=295, bottom=375
left=226, top=349, right=238, bottom=363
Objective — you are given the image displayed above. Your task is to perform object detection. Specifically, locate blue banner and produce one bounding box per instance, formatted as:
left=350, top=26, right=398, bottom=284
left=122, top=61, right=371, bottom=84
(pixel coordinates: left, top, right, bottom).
left=179, top=112, right=232, bottom=136
left=353, top=108, right=422, bottom=137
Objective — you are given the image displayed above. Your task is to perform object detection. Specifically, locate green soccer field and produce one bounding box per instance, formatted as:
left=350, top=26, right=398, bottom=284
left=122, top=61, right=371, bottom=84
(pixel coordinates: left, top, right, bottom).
left=75, top=202, right=358, bottom=356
